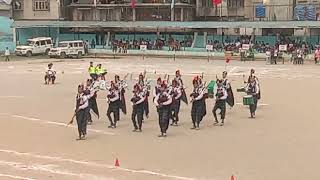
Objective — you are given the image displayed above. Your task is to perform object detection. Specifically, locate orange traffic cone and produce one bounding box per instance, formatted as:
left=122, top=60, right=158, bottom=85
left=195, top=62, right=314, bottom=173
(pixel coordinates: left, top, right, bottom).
left=114, top=158, right=120, bottom=167
left=230, top=175, right=235, bottom=180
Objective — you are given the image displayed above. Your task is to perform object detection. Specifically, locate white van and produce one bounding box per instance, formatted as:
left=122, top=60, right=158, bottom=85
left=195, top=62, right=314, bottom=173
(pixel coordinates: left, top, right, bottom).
left=15, top=37, right=53, bottom=57
left=48, top=40, right=85, bottom=59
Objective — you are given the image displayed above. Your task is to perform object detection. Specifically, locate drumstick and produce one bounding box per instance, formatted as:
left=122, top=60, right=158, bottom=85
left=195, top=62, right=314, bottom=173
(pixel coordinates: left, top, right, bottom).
left=67, top=113, right=76, bottom=126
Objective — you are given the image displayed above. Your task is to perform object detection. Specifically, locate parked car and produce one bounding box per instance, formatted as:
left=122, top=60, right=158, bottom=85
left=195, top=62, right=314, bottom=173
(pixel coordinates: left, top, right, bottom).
left=48, top=40, right=84, bottom=59
left=15, top=37, right=53, bottom=57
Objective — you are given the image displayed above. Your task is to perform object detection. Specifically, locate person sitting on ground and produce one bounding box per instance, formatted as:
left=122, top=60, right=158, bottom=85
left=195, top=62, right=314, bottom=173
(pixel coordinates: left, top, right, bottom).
left=44, top=63, right=56, bottom=84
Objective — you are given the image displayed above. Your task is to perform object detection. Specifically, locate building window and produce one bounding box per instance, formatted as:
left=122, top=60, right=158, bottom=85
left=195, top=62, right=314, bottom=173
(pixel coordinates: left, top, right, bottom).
left=14, top=1, right=23, bottom=10
left=33, top=0, right=50, bottom=11
left=227, top=0, right=244, bottom=8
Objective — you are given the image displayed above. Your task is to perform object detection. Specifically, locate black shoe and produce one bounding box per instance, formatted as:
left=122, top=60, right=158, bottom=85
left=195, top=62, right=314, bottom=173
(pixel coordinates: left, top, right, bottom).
left=220, top=122, right=224, bottom=126
left=214, top=121, right=219, bottom=126
left=163, top=133, right=167, bottom=137
left=173, top=122, right=178, bottom=126
left=108, top=125, right=113, bottom=128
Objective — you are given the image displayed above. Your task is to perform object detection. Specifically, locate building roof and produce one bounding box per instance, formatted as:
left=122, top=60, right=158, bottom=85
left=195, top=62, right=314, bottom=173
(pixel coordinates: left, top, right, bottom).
left=11, top=20, right=320, bottom=29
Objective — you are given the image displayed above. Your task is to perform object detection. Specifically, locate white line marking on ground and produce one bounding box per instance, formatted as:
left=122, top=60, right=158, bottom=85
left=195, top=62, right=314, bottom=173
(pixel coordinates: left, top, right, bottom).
left=0, top=96, right=25, bottom=99
left=0, top=160, right=111, bottom=180
left=11, top=115, right=115, bottom=136
left=228, top=66, right=238, bottom=74
left=0, top=173, right=36, bottom=180
left=0, top=149, right=195, bottom=180
left=235, top=103, right=269, bottom=106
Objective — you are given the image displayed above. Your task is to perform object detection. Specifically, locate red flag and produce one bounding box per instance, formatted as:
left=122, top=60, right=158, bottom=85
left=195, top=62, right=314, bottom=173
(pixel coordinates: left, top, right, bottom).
left=226, top=57, right=231, bottom=63
left=131, top=0, right=136, bottom=8
left=212, top=0, right=222, bottom=5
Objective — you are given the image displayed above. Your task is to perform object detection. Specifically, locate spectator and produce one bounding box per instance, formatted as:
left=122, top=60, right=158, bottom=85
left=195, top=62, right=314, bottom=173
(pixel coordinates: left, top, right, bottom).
left=4, top=47, right=10, bottom=62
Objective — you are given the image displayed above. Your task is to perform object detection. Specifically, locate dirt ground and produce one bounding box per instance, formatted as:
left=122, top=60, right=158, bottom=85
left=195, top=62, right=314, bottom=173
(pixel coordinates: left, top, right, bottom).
left=0, top=56, right=320, bottom=180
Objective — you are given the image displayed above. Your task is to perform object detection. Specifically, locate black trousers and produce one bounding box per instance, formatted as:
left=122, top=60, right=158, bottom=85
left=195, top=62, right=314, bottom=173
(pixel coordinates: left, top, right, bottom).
left=107, top=101, right=120, bottom=126
left=143, top=99, right=149, bottom=117
left=213, top=100, right=226, bottom=122
left=44, top=75, right=56, bottom=83
left=249, top=96, right=258, bottom=115
left=158, top=105, right=170, bottom=133
left=170, top=100, right=181, bottom=123
left=76, top=108, right=88, bottom=137
left=191, top=100, right=204, bottom=127
left=132, top=104, right=144, bottom=130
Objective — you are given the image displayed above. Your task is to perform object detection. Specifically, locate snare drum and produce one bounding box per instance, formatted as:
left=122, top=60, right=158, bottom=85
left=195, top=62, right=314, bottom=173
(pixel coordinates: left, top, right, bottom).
left=243, top=95, right=254, bottom=105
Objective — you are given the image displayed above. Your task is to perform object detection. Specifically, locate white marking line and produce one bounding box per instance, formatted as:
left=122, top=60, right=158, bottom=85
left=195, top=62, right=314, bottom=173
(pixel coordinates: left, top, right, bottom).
left=0, top=173, right=36, bottom=180
left=0, top=149, right=195, bottom=180
left=0, top=96, right=25, bottom=99
left=0, top=160, right=111, bottom=180
left=11, top=115, right=115, bottom=136
left=228, top=66, right=238, bottom=74
left=235, top=103, right=269, bottom=106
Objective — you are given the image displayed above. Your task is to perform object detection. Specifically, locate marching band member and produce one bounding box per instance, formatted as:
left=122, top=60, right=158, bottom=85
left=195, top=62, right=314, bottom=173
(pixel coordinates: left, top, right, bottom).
left=190, top=77, right=207, bottom=130
left=138, top=73, right=150, bottom=119
left=115, top=75, right=127, bottom=116
left=69, top=84, right=90, bottom=140
left=154, top=81, right=172, bottom=137
left=170, top=79, right=182, bottom=126
left=213, top=80, right=228, bottom=126
left=174, top=70, right=188, bottom=105
left=153, top=77, right=162, bottom=100
left=131, top=84, right=145, bottom=132
left=85, top=79, right=99, bottom=125
left=244, top=69, right=261, bottom=100
left=174, top=70, right=184, bottom=87
left=222, top=71, right=234, bottom=107
left=44, top=63, right=56, bottom=84
left=246, top=77, right=260, bottom=118
left=106, top=81, right=120, bottom=128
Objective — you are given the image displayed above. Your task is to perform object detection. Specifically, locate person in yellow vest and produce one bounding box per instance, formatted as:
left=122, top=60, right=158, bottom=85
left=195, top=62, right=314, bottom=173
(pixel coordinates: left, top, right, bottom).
left=95, top=64, right=107, bottom=80
left=88, top=62, right=97, bottom=80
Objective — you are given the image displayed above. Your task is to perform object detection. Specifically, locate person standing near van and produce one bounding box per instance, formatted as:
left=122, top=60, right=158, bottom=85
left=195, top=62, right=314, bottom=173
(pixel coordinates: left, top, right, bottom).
left=4, top=47, right=10, bottom=61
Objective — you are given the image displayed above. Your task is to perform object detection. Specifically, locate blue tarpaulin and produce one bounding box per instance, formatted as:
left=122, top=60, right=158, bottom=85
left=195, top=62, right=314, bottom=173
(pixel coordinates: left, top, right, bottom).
left=295, top=5, right=316, bottom=21
left=255, top=4, right=266, bottom=18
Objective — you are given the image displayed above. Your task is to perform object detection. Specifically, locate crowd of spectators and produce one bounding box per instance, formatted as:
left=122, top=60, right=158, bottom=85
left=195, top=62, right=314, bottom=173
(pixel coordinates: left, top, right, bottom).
left=111, top=35, right=193, bottom=53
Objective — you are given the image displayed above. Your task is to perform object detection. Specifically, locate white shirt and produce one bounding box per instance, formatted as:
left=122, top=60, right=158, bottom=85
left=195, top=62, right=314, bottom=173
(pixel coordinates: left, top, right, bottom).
left=78, top=95, right=89, bottom=110
left=173, top=87, right=182, bottom=100
left=215, top=87, right=228, bottom=100
left=132, top=92, right=145, bottom=105
left=107, top=89, right=120, bottom=102
left=4, top=49, right=10, bottom=56
left=154, top=92, right=172, bottom=106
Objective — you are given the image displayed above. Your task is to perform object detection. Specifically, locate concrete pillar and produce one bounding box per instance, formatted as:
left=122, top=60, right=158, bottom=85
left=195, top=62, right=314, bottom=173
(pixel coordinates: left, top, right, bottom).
left=132, top=8, right=136, bottom=21
left=204, top=32, right=207, bottom=47
left=106, top=31, right=111, bottom=46
left=171, top=8, right=174, bottom=21
left=191, top=32, right=198, bottom=48
left=55, top=27, right=60, bottom=47
left=13, top=28, right=16, bottom=44
left=180, top=8, right=184, bottom=22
